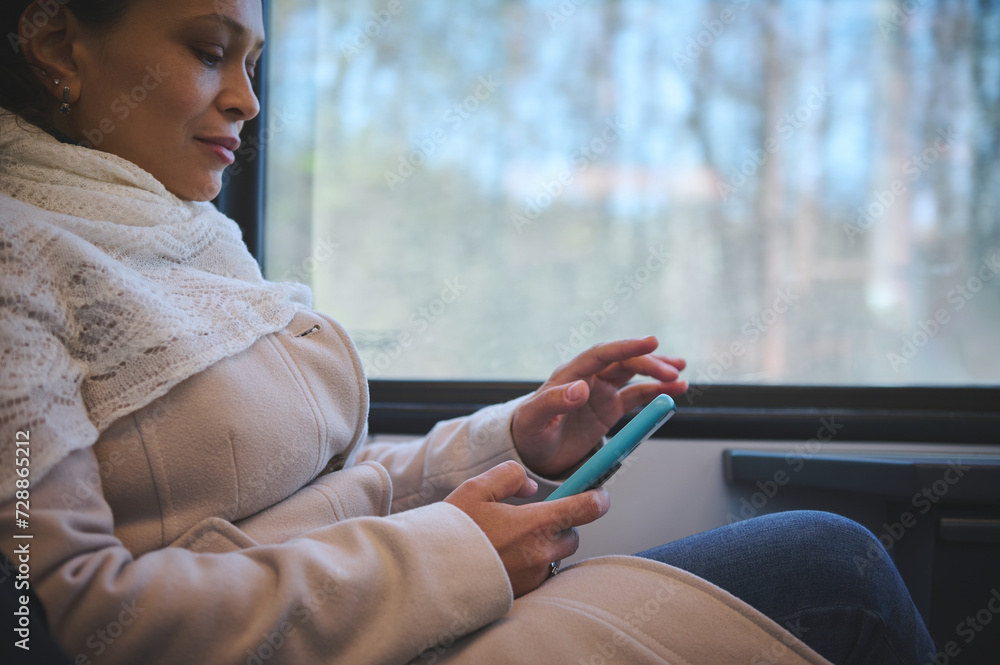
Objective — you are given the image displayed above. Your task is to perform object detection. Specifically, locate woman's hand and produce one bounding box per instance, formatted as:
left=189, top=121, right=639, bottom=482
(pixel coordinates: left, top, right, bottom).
left=512, top=337, right=687, bottom=478
left=444, top=461, right=610, bottom=598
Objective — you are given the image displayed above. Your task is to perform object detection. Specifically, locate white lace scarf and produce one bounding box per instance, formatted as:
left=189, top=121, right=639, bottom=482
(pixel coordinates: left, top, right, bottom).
left=0, top=114, right=311, bottom=501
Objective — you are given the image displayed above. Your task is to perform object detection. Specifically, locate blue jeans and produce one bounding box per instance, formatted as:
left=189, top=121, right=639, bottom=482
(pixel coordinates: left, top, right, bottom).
left=635, top=511, right=936, bottom=665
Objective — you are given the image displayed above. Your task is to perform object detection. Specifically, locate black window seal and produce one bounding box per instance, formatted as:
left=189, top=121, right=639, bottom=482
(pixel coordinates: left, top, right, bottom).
left=366, top=380, right=1000, bottom=443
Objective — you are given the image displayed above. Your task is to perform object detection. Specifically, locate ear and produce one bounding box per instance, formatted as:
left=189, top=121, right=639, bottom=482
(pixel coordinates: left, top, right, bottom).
left=18, top=1, right=85, bottom=106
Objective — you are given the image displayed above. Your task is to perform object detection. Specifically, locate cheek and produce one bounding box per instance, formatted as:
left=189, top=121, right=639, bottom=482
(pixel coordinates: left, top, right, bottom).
left=108, top=71, right=215, bottom=164
left=75, top=76, right=132, bottom=134
left=140, top=63, right=214, bottom=132
left=78, top=66, right=176, bottom=140
left=98, top=46, right=205, bottom=123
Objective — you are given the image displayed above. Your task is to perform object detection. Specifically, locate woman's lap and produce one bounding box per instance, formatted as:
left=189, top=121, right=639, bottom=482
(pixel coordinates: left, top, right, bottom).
left=634, top=510, right=935, bottom=665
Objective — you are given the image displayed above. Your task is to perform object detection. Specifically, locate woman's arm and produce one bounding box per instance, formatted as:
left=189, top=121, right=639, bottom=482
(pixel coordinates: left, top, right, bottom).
left=1, top=446, right=513, bottom=665
left=358, top=338, right=688, bottom=513
left=357, top=396, right=556, bottom=513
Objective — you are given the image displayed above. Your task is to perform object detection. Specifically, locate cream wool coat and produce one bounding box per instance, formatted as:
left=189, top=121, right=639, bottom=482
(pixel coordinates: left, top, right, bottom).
left=0, top=309, right=833, bottom=665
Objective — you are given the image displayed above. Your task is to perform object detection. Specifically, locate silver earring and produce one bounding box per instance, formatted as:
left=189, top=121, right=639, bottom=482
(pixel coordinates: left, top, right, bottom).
left=52, top=78, right=60, bottom=86
left=60, top=86, right=70, bottom=115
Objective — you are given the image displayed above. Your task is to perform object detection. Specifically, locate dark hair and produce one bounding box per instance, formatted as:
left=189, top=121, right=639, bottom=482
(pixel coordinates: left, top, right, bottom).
left=0, top=1, right=133, bottom=130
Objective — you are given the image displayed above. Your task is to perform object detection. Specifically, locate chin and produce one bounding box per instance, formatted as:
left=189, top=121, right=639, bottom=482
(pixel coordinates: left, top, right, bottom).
left=172, top=175, right=223, bottom=203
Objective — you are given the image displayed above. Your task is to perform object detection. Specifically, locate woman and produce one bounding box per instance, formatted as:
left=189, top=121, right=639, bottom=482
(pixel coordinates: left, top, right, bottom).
left=0, top=1, right=935, bottom=663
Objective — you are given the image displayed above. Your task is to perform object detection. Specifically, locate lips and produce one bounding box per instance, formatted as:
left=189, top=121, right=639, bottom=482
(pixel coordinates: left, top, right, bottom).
left=198, top=135, right=241, bottom=151
left=195, top=135, right=240, bottom=165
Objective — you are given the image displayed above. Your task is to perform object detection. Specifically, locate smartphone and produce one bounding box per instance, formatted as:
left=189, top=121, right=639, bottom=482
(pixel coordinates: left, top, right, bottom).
left=545, top=394, right=676, bottom=501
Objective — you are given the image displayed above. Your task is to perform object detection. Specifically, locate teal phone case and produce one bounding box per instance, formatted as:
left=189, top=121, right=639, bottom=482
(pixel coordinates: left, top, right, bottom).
left=545, top=394, right=676, bottom=501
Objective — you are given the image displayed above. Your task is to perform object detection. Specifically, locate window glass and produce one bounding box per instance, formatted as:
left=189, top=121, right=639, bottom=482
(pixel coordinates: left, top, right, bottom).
left=265, top=0, right=1000, bottom=385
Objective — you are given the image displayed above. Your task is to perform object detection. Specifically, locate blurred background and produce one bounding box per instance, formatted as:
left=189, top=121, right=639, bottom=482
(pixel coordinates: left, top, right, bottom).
left=264, top=0, right=1000, bottom=385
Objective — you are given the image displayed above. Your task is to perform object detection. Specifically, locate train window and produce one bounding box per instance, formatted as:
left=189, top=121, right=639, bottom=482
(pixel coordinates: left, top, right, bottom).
left=263, top=0, right=1000, bottom=388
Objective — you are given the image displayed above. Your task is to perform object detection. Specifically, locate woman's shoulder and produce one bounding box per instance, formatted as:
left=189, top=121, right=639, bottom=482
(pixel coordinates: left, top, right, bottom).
left=0, top=190, right=57, bottom=223
left=1, top=194, right=115, bottom=318
left=0, top=191, right=108, bottom=255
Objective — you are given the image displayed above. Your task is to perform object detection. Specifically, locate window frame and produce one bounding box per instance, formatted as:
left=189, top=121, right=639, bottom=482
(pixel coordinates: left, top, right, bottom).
left=218, top=1, right=1000, bottom=444
left=364, top=381, right=1000, bottom=444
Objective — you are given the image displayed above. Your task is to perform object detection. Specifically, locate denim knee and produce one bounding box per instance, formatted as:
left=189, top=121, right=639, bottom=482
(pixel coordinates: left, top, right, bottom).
left=754, top=511, right=934, bottom=663
left=748, top=511, right=909, bottom=610
left=752, top=511, right=889, bottom=571
left=772, top=509, right=880, bottom=547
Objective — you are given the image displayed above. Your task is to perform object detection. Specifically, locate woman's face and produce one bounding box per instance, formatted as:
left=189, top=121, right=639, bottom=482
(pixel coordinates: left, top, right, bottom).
left=63, top=0, right=264, bottom=201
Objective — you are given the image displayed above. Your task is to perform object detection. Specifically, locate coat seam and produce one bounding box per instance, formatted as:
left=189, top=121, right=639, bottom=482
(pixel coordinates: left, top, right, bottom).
left=131, top=411, right=169, bottom=549
left=518, top=595, right=688, bottom=664
left=304, top=484, right=345, bottom=522
left=264, top=331, right=327, bottom=479
left=309, top=311, right=370, bottom=461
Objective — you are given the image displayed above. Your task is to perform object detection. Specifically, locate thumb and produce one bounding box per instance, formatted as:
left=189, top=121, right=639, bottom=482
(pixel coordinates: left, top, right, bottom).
left=517, top=380, right=590, bottom=434
left=470, top=461, right=538, bottom=502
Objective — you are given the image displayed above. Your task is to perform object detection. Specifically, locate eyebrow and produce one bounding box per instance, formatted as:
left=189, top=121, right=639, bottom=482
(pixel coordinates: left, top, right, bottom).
left=186, top=13, right=265, bottom=51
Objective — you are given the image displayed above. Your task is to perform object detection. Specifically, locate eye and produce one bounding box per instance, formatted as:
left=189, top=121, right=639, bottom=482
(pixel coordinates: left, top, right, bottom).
left=194, top=48, right=223, bottom=68
left=247, top=54, right=261, bottom=81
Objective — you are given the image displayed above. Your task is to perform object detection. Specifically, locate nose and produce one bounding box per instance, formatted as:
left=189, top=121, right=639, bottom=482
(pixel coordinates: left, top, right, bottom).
left=219, top=66, right=260, bottom=122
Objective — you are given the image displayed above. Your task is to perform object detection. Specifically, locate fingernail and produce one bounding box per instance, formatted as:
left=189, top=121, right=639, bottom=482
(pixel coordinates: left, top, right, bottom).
left=567, top=381, right=583, bottom=400
left=592, top=487, right=611, bottom=512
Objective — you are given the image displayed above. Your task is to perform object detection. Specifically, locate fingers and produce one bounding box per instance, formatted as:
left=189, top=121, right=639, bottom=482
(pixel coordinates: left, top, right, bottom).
left=555, top=337, right=661, bottom=380
left=464, top=460, right=539, bottom=502
left=618, top=380, right=688, bottom=412
left=513, top=488, right=610, bottom=589
left=548, top=527, right=581, bottom=565
left=534, top=486, right=611, bottom=534
left=596, top=353, right=683, bottom=387
left=655, top=354, right=687, bottom=371
left=445, top=468, right=610, bottom=598
left=515, top=380, right=591, bottom=436
left=554, top=338, right=686, bottom=391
